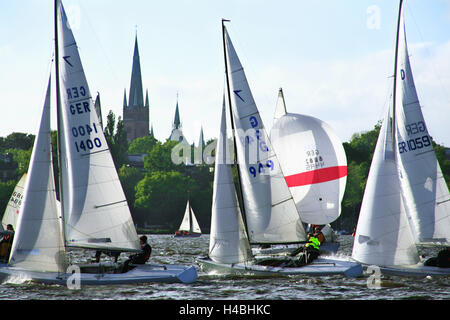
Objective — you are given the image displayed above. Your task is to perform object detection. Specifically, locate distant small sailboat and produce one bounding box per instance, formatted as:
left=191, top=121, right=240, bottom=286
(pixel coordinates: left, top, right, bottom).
left=197, top=21, right=362, bottom=278
left=0, top=0, right=197, bottom=285
left=351, top=0, right=450, bottom=277
left=175, top=197, right=202, bottom=237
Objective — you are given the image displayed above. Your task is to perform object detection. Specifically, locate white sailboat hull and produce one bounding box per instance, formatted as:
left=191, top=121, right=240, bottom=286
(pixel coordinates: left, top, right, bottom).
left=197, top=257, right=362, bottom=278
left=363, top=263, right=450, bottom=277
left=0, top=263, right=197, bottom=285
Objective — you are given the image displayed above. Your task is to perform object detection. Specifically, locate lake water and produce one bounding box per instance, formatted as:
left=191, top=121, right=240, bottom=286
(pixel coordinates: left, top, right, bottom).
left=0, top=234, right=448, bottom=310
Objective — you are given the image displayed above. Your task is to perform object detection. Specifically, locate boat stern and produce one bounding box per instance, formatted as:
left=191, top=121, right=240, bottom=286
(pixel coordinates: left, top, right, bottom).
left=177, top=265, right=198, bottom=283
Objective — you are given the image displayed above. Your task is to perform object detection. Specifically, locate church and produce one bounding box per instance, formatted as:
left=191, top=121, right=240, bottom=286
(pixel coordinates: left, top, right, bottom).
left=122, top=35, right=192, bottom=146
left=122, top=35, right=150, bottom=142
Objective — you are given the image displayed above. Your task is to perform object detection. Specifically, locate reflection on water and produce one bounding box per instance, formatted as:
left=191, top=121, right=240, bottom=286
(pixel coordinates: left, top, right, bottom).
left=0, top=235, right=449, bottom=300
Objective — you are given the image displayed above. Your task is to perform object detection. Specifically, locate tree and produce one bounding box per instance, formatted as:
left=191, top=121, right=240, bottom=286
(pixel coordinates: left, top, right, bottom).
left=128, top=135, right=158, bottom=154
left=0, top=132, right=35, bottom=152
left=104, top=110, right=129, bottom=169
left=134, top=171, right=190, bottom=228
left=118, top=165, right=144, bottom=210
left=143, top=140, right=185, bottom=174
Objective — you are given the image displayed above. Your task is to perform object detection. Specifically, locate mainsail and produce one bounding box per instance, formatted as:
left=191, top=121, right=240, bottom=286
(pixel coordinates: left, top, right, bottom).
left=394, top=10, right=450, bottom=246
left=56, top=2, right=139, bottom=252
left=209, top=96, right=252, bottom=263
left=8, top=77, right=68, bottom=273
left=223, top=26, right=306, bottom=244
left=271, top=89, right=347, bottom=224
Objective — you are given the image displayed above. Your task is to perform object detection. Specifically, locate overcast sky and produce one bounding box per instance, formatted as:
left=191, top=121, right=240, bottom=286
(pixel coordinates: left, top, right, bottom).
left=1, top=0, right=449, bottom=147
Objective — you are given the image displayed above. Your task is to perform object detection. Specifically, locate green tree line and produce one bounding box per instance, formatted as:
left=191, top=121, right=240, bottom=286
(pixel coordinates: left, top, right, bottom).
left=1, top=113, right=449, bottom=234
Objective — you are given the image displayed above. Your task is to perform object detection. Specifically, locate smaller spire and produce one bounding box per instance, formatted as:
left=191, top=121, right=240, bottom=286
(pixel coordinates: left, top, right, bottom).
left=123, top=89, right=128, bottom=108
left=198, top=126, right=205, bottom=148
left=150, top=124, right=154, bottom=137
left=173, top=95, right=181, bottom=130
left=145, top=89, right=149, bottom=108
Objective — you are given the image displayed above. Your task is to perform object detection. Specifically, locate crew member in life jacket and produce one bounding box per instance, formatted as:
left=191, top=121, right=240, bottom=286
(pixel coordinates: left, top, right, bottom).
left=288, top=228, right=322, bottom=266
left=0, top=224, right=15, bottom=263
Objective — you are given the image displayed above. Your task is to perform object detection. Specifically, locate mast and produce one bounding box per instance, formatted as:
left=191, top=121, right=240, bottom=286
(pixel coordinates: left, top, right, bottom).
left=221, top=20, right=249, bottom=235
left=54, top=0, right=67, bottom=248
left=392, top=0, right=404, bottom=150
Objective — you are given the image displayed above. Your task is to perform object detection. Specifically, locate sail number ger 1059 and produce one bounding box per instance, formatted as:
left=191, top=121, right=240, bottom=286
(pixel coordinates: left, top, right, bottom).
left=398, top=121, right=431, bottom=154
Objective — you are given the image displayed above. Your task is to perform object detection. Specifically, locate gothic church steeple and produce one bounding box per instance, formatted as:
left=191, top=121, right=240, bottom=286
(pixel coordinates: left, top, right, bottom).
left=123, top=34, right=149, bottom=142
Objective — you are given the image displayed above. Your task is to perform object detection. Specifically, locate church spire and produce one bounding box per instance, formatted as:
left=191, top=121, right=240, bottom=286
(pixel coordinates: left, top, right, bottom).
left=145, top=89, right=149, bottom=108
left=173, top=95, right=181, bottom=129
left=198, top=126, right=205, bottom=148
left=123, top=88, right=127, bottom=108
left=128, top=35, right=144, bottom=108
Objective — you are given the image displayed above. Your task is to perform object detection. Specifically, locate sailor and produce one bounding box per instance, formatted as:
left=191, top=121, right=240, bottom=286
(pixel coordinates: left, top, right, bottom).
left=288, top=229, right=321, bottom=266
left=0, top=224, right=14, bottom=263
left=121, top=235, right=152, bottom=272
left=424, top=247, right=450, bottom=268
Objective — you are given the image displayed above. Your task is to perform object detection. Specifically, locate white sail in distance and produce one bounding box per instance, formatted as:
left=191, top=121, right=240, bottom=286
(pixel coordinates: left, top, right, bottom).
left=209, top=95, right=252, bottom=263
left=394, top=10, right=450, bottom=245
left=1, top=174, right=27, bottom=230
left=8, top=77, right=68, bottom=273
left=57, top=2, right=139, bottom=252
left=223, top=26, right=306, bottom=244
left=178, top=200, right=202, bottom=234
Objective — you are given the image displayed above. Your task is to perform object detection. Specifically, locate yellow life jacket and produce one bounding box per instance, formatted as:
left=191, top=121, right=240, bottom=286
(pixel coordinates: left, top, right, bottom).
left=305, top=236, right=320, bottom=250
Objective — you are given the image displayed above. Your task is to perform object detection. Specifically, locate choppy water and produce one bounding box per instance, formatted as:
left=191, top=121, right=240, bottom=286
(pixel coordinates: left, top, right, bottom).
left=0, top=235, right=449, bottom=302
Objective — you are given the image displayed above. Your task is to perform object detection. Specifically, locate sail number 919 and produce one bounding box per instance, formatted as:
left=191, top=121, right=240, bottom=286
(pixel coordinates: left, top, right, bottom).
left=249, top=160, right=274, bottom=177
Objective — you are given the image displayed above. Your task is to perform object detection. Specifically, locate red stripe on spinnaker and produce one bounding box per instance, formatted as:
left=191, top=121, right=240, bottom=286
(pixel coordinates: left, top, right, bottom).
left=285, top=166, right=347, bottom=187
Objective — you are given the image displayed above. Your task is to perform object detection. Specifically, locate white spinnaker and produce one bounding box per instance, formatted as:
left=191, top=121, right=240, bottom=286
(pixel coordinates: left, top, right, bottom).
left=9, top=77, right=68, bottom=273
left=209, top=96, right=251, bottom=263
left=1, top=174, right=27, bottom=230
left=394, top=13, right=450, bottom=245
left=57, top=3, right=139, bottom=252
left=271, top=111, right=347, bottom=225
left=352, top=103, right=419, bottom=266
left=224, top=27, right=306, bottom=244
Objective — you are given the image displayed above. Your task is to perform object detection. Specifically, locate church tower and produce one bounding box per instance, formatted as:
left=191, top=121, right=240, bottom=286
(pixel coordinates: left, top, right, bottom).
left=123, top=35, right=149, bottom=142
left=168, top=97, right=188, bottom=144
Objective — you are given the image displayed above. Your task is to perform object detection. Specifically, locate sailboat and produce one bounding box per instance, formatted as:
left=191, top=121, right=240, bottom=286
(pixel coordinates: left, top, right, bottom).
left=351, top=0, right=450, bottom=277
left=253, top=88, right=347, bottom=256
left=197, top=21, right=362, bottom=278
left=1, top=173, right=27, bottom=230
left=174, top=197, right=202, bottom=237
left=0, top=0, right=197, bottom=285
